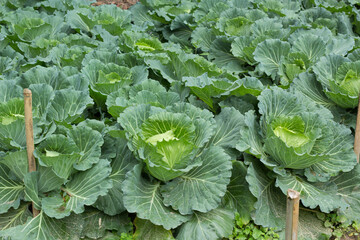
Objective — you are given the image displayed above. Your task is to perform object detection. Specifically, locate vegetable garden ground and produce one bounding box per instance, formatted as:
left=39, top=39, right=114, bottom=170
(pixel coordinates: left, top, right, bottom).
left=92, top=0, right=138, bottom=9
left=2, top=0, right=360, bottom=239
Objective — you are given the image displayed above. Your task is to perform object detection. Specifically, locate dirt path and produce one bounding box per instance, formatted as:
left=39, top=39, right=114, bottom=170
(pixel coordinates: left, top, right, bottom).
left=92, top=0, right=139, bottom=9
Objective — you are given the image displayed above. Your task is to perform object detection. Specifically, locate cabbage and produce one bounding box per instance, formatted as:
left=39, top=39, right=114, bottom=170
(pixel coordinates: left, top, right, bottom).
left=313, top=55, right=360, bottom=108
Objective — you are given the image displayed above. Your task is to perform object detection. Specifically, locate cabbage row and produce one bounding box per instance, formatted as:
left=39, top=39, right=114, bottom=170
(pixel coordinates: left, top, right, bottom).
left=0, top=0, right=360, bottom=239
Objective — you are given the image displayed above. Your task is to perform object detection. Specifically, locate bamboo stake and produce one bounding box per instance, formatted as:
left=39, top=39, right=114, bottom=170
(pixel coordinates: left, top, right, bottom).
left=354, top=96, right=360, bottom=163
left=285, top=189, right=300, bottom=240
left=23, top=89, right=40, bottom=217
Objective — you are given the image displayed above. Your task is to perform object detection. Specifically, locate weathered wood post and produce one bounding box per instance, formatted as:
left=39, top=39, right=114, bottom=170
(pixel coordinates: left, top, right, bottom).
left=285, top=189, right=300, bottom=240
left=354, top=96, right=360, bottom=163
left=24, top=88, right=40, bottom=217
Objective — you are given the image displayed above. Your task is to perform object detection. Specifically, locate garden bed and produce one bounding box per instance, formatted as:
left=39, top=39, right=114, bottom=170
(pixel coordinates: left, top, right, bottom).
left=92, top=0, right=138, bottom=9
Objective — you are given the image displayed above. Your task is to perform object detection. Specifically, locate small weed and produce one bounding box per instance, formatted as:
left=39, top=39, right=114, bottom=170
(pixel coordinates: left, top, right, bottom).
left=317, top=212, right=360, bottom=240
left=228, top=213, right=280, bottom=240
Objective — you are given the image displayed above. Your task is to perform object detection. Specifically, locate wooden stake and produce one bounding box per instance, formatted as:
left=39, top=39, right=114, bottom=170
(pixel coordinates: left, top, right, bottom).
left=23, top=89, right=40, bottom=217
left=285, top=189, right=300, bottom=240
left=354, top=96, right=360, bottom=163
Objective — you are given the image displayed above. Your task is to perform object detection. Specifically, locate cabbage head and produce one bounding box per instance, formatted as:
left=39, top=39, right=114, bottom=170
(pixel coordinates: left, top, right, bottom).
left=239, top=87, right=356, bottom=180
left=313, top=54, right=360, bottom=108
left=118, top=103, right=215, bottom=181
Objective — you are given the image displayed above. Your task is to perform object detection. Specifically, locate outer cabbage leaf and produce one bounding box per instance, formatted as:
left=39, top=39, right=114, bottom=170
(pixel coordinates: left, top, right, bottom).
left=94, top=136, right=137, bottom=215
left=47, top=89, right=93, bottom=123
left=299, top=8, right=338, bottom=33
left=184, top=74, right=233, bottom=109
left=133, top=218, right=174, bottom=240
left=231, top=36, right=257, bottom=65
left=296, top=211, right=332, bottom=240
left=191, top=27, right=216, bottom=52
left=118, top=104, right=151, bottom=141
left=184, top=74, right=264, bottom=109
left=10, top=16, right=53, bottom=42
left=330, top=165, right=360, bottom=222
left=229, top=76, right=265, bottom=97
left=0, top=164, right=23, bottom=214
left=251, top=18, right=289, bottom=39
left=305, top=121, right=357, bottom=181
left=167, top=101, right=212, bottom=118
left=82, top=50, right=135, bottom=67
left=67, top=126, right=104, bottom=171
left=93, top=4, right=132, bottom=35
left=253, top=39, right=290, bottom=81
left=161, top=147, right=232, bottom=214
left=37, top=166, right=65, bottom=193
left=1, top=150, right=28, bottom=181
left=144, top=51, right=222, bottom=83
left=206, top=107, right=244, bottom=149
left=193, top=0, right=229, bottom=24
left=49, top=44, right=92, bottom=69
left=0, top=203, right=31, bottom=231
left=247, top=155, right=332, bottom=237
left=42, top=159, right=112, bottom=218
left=0, top=211, right=83, bottom=240
left=276, top=174, right=345, bottom=213
left=0, top=81, right=22, bottom=103
left=291, top=34, right=326, bottom=64
left=82, top=59, right=133, bottom=96
left=20, top=66, right=72, bottom=90
left=34, top=134, right=79, bottom=179
left=0, top=98, right=24, bottom=125
left=208, top=37, right=245, bottom=73
left=176, top=207, right=234, bottom=240
left=24, top=172, right=41, bottom=210
left=122, top=164, right=191, bottom=230
left=219, top=96, right=255, bottom=115
left=80, top=208, right=131, bottom=239
left=65, top=8, right=96, bottom=32
left=222, top=161, right=256, bottom=224
left=106, top=79, right=180, bottom=118
left=29, top=84, right=55, bottom=122
left=325, top=35, right=355, bottom=56
left=0, top=119, right=27, bottom=151
left=292, top=72, right=336, bottom=109
left=130, top=4, right=156, bottom=30
left=236, top=110, right=265, bottom=158
left=246, top=156, right=286, bottom=229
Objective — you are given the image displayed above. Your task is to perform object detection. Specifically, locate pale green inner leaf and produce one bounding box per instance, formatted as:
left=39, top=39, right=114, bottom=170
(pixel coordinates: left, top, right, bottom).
left=225, top=16, right=252, bottom=36
left=146, top=130, right=179, bottom=146
left=273, top=127, right=309, bottom=148
left=2, top=116, right=16, bottom=125
left=45, top=149, right=61, bottom=157
left=339, top=69, right=360, bottom=97
left=272, top=116, right=310, bottom=148
left=98, top=70, right=121, bottom=84
left=151, top=139, right=194, bottom=169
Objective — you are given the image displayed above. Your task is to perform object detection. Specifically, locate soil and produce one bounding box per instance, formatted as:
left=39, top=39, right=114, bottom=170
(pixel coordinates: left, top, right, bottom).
left=92, top=0, right=139, bottom=9
left=330, top=232, right=360, bottom=240
left=330, top=234, right=359, bottom=240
